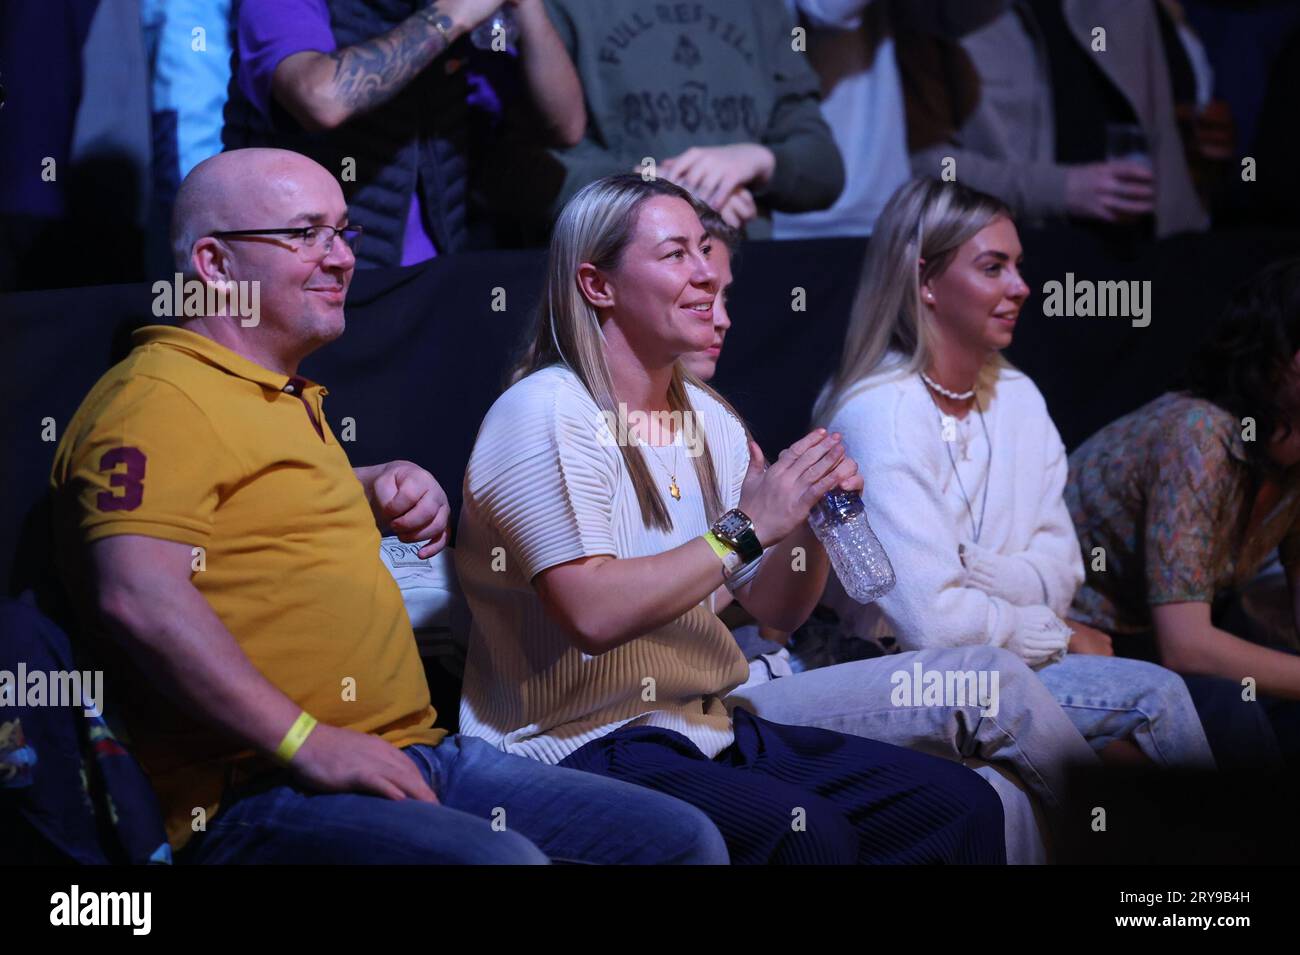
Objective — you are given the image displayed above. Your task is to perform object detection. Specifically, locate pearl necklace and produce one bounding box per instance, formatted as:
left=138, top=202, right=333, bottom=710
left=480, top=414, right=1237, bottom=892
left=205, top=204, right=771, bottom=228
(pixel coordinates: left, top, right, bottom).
left=920, top=371, right=977, bottom=401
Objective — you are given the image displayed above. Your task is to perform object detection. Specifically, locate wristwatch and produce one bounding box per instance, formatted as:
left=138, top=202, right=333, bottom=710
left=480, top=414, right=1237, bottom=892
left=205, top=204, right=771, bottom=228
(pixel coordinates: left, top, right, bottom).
left=418, top=3, right=455, bottom=47
left=710, top=508, right=763, bottom=564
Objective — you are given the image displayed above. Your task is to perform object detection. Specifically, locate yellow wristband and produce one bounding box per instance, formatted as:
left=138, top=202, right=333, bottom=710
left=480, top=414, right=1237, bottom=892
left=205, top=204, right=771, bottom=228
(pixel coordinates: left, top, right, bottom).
left=275, top=711, right=318, bottom=764
left=703, top=531, right=744, bottom=577
left=703, top=531, right=732, bottom=562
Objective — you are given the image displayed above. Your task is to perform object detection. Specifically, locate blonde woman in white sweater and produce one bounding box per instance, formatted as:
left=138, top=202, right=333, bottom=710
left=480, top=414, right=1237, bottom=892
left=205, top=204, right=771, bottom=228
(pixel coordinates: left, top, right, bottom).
left=817, top=177, right=1214, bottom=768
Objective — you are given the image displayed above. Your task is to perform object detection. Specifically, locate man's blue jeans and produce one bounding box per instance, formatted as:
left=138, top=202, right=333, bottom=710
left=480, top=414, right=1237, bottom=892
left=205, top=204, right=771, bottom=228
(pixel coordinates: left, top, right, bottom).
left=180, top=734, right=729, bottom=864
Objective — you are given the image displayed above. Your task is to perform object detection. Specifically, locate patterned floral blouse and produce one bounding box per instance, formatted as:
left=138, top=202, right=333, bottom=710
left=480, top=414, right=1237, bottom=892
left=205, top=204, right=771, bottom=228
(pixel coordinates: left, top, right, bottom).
left=1066, top=392, right=1300, bottom=634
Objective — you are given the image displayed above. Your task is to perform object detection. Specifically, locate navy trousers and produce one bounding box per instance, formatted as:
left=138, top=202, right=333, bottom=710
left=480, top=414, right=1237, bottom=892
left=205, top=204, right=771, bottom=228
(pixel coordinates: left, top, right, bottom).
left=560, top=708, right=1006, bottom=865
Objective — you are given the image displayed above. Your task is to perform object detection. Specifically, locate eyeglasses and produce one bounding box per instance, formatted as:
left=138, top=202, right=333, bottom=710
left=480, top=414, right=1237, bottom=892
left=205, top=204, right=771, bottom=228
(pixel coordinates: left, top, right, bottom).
left=208, top=224, right=363, bottom=260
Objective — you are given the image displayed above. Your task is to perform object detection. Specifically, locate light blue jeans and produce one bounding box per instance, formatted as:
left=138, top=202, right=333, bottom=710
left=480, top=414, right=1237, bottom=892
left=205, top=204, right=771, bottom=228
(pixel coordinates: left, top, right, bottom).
left=729, top=646, right=1099, bottom=812
left=727, top=646, right=1101, bottom=862
left=180, top=734, right=729, bottom=864
left=1034, top=654, right=1216, bottom=769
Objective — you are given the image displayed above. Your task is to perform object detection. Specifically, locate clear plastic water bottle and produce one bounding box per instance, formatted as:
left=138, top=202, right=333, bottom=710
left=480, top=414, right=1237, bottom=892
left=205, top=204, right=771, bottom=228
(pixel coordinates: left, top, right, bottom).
left=470, top=6, right=520, bottom=50
left=807, top=489, right=895, bottom=603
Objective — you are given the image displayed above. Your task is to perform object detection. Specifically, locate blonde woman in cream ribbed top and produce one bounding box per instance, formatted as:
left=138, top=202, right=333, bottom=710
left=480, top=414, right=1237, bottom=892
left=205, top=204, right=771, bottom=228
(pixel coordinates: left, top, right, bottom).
left=454, top=173, right=1006, bottom=865
left=457, top=364, right=758, bottom=762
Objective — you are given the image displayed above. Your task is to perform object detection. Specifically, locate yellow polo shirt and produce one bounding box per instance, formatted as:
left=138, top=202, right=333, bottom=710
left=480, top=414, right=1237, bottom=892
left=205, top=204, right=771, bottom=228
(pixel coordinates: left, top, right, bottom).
left=50, top=325, right=444, bottom=849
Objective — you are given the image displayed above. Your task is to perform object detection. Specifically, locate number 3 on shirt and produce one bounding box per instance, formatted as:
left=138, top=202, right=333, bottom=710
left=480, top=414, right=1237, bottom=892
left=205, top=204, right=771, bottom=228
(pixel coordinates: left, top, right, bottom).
left=96, top=446, right=147, bottom=512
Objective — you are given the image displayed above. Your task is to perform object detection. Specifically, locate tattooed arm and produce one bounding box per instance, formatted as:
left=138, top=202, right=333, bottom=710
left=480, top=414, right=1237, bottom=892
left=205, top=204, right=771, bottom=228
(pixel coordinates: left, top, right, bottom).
left=271, top=0, right=502, bottom=132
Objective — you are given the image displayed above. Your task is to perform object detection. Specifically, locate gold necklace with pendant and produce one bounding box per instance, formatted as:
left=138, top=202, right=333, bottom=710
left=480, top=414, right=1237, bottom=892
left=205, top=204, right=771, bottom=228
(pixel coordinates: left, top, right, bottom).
left=642, top=436, right=683, bottom=501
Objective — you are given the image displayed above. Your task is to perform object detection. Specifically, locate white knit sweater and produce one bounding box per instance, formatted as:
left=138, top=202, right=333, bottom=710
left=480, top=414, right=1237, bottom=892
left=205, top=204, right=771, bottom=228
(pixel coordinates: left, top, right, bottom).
left=822, top=358, right=1084, bottom=658
left=456, top=365, right=760, bottom=763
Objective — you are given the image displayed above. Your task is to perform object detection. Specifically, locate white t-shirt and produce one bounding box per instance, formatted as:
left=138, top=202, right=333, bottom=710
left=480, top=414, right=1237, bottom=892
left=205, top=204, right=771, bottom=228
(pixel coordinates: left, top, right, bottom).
left=773, top=1, right=910, bottom=238
left=821, top=358, right=1084, bottom=651
left=456, top=365, right=761, bottom=763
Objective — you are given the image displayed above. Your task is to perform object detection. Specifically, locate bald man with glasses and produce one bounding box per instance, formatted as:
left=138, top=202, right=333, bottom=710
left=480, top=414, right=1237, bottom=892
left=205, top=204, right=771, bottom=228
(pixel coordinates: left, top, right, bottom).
left=48, top=147, right=728, bottom=865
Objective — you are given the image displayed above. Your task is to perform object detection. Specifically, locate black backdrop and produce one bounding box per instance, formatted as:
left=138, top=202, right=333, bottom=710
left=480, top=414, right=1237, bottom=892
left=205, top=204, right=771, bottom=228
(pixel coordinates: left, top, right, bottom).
left=4, top=226, right=1299, bottom=597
